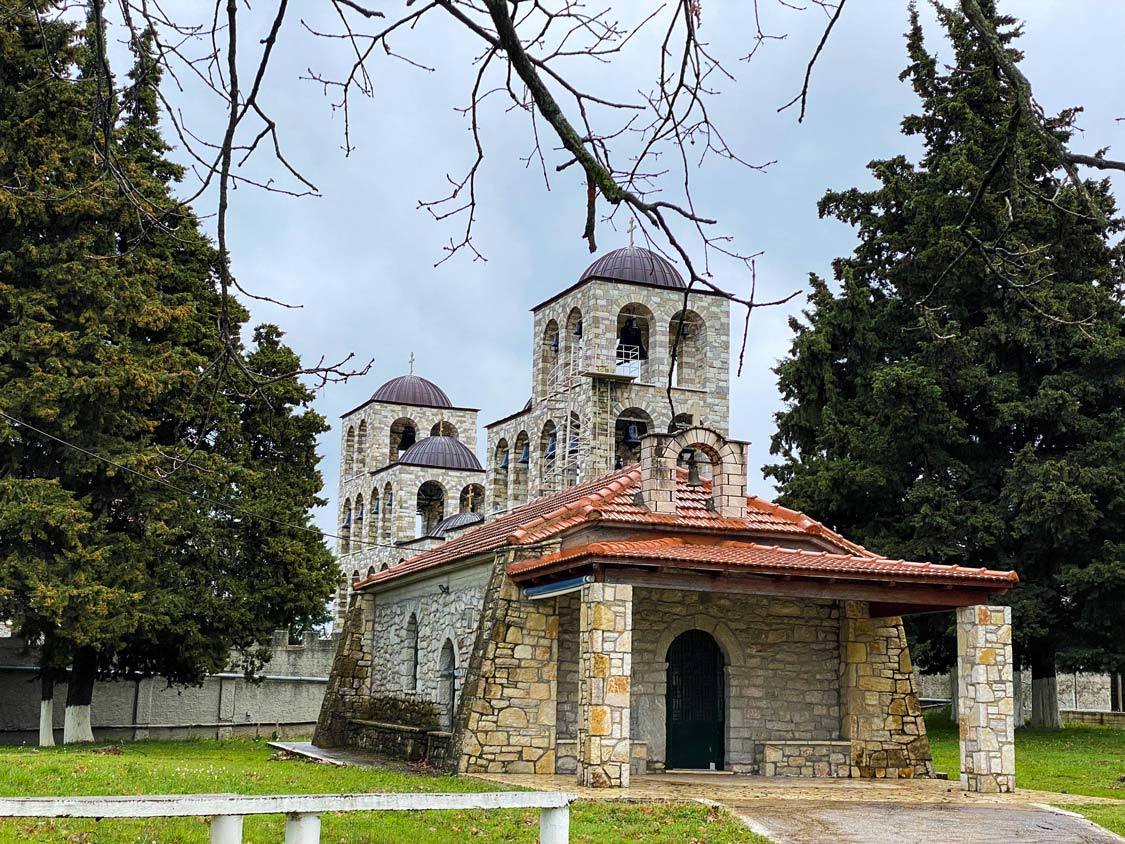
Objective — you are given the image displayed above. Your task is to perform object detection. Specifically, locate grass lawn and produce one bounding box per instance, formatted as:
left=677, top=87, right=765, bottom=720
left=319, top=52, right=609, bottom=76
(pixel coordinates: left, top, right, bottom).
left=0, top=739, right=764, bottom=843
left=925, top=709, right=1125, bottom=835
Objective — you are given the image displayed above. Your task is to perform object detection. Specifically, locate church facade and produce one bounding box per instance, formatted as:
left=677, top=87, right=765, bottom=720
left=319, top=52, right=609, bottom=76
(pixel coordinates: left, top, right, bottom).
left=317, top=246, right=1019, bottom=793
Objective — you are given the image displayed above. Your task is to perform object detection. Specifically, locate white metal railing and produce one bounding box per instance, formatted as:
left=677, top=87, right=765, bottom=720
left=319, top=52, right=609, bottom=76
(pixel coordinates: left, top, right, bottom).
left=0, top=790, right=576, bottom=844
left=615, top=343, right=642, bottom=379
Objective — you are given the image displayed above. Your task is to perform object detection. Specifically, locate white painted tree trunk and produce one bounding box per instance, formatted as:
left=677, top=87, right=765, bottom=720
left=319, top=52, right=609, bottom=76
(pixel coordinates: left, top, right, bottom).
left=39, top=698, right=55, bottom=747
left=63, top=705, right=94, bottom=744
left=1031, top=675, right=1061, bottom=729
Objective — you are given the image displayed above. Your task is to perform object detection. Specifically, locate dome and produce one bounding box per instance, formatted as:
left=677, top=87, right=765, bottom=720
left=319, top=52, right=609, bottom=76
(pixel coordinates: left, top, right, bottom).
left=426, top=511, right=485, bottom=538
left=371, top=374, right=452, bottom=408
left=398, top=436, right=483, bottom=471
left=579, top=245, right=685, bottom=289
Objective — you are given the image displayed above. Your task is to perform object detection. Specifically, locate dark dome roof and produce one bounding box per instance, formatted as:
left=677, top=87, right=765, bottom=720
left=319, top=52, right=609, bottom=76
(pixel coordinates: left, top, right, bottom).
left=398, top=436, right=483, bottom=471
left=371, top=374, right=452, bottom=408
left=426, top=511, right=485, bottom=538
left=579, top=246, right=685, bottom=289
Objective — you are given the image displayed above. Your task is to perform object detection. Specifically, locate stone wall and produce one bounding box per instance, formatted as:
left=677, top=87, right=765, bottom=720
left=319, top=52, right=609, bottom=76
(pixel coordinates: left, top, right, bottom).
left=756, top=740, right=852, bottom=777
left=630, top=589, right=841, bottom=773
left=957, top=605, right=1015, bottom=793
left=2, top=631, right=335, bottom=745
left=344, top=719, right=453, bottom=767
left=840, top=602, right=933, bottom=778
left=459, top=573, right=558, bottom=775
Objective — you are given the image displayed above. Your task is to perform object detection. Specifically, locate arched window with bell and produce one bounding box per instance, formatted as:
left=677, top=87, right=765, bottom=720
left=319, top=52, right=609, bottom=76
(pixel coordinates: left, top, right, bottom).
left=616, top=303, right=653, bottom=379
left=614, top=408, right=653, bottom=469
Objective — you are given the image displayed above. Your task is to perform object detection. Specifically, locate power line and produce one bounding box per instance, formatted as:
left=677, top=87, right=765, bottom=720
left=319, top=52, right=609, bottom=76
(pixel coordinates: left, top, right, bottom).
left=0, top=410, right=401, bottom=552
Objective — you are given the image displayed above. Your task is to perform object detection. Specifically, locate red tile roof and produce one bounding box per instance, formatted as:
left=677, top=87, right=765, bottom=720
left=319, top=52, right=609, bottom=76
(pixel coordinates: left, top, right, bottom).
left=505, top=536, right=1018, bottom=587
left=354, top=463, right=913, bottom=590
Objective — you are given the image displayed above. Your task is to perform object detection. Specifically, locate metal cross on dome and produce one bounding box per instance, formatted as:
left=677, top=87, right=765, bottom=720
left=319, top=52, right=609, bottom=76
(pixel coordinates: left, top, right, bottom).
left=408, top=352, right=415, bottom=375
left=627, top=217, right=636, bottom=247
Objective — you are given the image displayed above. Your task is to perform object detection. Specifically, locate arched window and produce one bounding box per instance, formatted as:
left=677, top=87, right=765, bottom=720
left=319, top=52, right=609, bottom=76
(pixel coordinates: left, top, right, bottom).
left=439, top=639, right=457, bottom=731
left=511, top=431, right=530, bottom=506
left=367, top=566, right=376, bottom=577
left=460, top=483, right=485, bottom=514
left=379, top=560, right=391, bottom=571
left=416, top=481, right=445, bottom=537
left=677, top=441, right=716, bottom=485
left=369, top=494, right=380, bottom=542
left=354, top=493, right=365, bottom=544
left=405, top=613, right=419, bottom=692
left=492, top=438, right=509, bottom=511
left=564, top=307, right=584, bottom=364
left=539, top=420, right=558, bottom=494
left=539, top=318, right=560, bottom=397
left=614, top=408, right=653, bottom=469
left=356, top=420, right=368, bottom=471
left=343, top=426, right=356, bottom=476
left=340, top=499, right=353, bottom=555
left=670, top=309, right=706, bottom=388
left=616, top=303, right=653, bottom=379
left=431, top=420, right=457, bottom=438
left=389, top=417, right=418, bottom=462
left=350, top=569, right=360, bottom=584
left=380, top=483, right=394, bottom=543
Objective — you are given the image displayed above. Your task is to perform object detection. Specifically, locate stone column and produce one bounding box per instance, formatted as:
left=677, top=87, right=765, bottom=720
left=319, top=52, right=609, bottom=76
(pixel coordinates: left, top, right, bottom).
left=957, top=605, right=1015, bottom=793
left=577, top=583, right=632, bottom=787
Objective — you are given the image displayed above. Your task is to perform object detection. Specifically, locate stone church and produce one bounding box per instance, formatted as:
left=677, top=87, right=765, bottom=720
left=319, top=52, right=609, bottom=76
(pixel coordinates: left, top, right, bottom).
left=316, top=245, right=1019, bottom=793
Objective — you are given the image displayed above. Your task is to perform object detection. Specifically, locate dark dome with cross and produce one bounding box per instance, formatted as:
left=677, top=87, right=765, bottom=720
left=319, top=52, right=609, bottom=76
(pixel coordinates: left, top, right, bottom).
left=578, top=245, right=685, bottom=290
left=370, top=374, right=453, bottom=408
left=398, top=436, right=483, bottom=471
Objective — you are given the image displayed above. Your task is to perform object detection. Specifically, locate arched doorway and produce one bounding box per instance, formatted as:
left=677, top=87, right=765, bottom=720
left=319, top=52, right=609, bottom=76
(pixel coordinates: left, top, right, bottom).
left=438, top=639, right=457, bottom=731
left=666, top=629, right=725, bottom=770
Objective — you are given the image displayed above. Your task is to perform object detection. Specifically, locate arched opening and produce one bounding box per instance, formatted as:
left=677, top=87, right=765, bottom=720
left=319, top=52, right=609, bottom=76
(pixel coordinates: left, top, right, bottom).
left=405, top=613, right=419, bottom=692
left=368, top=494, right=380, bottom=542
left=350, top=569, right=361, bottom=585
left=379, top=560, right=391, bottom=571
left=670, top=310, right=706, bottom=388
left=492, top=437, right=509, bottom=511
left=666, top=629, right=725, bottom=770
left=416, top=481, right=445, bottom=537
left=614, top=408, right=653, bottom=469
left=460, top=483, right=485, bottom=514
left=539, top=318, right=560, bottom=396
left=380, top=483, right=394, bottom=543
left=439, top=638, right=457, bottom=731
left=389, top=417, right=418, bottom=463
left=539, top=420, right=558, bottom=494
left=340, top=499, right=353, bottom=555
left=670, top=412, right=694, bottom=433
left=356, top=420, right=368, bottom=471
left=343, top=426, right=356, bottom=476
left=677, top=441, right=717, bottom=485
left=616, top=303, right=653, bottom=379
left=367, top=566, right=376, bottom=577
left=564, top=307, right=584, bottom=364
left=511, top=431, right=530, bottom=506
left=353, top=494, right=365, bottom=546
left=431, top=420, right=457, bottom=438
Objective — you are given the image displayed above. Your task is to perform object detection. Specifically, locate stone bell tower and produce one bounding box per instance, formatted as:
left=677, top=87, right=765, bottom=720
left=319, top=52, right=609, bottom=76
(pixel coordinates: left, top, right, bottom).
left=484, top=244, right=731, bottom=514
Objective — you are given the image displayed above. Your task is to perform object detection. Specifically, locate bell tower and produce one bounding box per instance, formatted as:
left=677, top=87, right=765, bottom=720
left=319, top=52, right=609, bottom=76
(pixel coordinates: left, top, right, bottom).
left=485, top=245, right=731, bottom=513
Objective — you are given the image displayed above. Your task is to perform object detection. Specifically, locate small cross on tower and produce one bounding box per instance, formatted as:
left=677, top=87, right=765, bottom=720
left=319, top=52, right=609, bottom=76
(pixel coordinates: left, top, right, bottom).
left=627, top=217, right=636, bottom=247
left=408, top=352, right=415, bottom=375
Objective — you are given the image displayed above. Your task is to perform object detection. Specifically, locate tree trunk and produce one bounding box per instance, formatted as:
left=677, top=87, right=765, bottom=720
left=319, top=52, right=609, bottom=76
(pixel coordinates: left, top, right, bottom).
left=1029, top=645, right=1061, bottom=729
left=1012, top=668, right=1025, bottom=728
left=63, top=647, right=96, bottom=744
left=949, top=666, right=959, bottom=720
left=39, top=672, right=55, bottom=747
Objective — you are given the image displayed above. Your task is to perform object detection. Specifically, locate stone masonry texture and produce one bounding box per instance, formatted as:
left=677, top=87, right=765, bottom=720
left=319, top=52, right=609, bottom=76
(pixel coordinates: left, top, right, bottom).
left=577, top=583, right=633, bottom=788
left=957, top=605, right=1015, bottom=793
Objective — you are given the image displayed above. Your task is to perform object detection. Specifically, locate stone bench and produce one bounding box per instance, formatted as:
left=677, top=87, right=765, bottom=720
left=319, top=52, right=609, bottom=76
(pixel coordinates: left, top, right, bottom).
left=755, top=740, right=852, bottom=777
left=345, top=719, right=453, bottom=768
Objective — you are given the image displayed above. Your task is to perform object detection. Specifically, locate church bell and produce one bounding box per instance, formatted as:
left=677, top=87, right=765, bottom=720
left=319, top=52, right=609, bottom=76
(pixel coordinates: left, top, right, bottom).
left=519, top=442, right=530, bottom=465
left=550, top=333, right=560, bottom=354
left=573, top=319, right=583, bottom=338
left=499, top=450, right=510, bottom=470
left=682, top=448, right=703, bottom=486
left=618, top=316, right=645, bottom=353
left=545, top=431, right=557, bottom=460
left=399, top=426, right=416, bottom=450
left=622, top=422, right=643, bottom=448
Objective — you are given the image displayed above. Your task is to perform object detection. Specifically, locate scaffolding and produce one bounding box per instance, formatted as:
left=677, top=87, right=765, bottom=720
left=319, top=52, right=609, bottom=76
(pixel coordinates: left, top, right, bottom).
left=541, top=340, right=615, bottom=494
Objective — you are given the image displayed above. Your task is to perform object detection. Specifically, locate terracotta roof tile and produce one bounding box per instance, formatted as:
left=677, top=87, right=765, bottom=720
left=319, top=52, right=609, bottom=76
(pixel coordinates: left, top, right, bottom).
left=353, top=464, right=984, bottom=591
left=506, top=537, right=1018, bottom=587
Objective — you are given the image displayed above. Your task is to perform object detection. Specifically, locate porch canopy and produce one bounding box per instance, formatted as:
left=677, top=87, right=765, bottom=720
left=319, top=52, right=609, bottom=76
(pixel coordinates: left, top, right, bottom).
left=506, top=535, right=1017, bottom=617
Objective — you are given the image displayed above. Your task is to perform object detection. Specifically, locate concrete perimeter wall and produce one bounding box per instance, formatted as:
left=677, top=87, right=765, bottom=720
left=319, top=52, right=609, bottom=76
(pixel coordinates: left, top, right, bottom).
left=0, top=631, right=335, bottom=745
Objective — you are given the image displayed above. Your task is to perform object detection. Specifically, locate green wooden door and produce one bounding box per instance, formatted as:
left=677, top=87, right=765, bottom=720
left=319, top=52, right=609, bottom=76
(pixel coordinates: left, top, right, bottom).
left=666, top=630, right=725, bottom=770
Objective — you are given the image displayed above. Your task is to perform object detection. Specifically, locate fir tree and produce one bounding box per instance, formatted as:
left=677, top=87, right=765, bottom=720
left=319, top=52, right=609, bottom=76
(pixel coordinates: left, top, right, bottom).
left=767, top=4, right=1124, bottom=727
left=0, top=7, right=336, bottom=742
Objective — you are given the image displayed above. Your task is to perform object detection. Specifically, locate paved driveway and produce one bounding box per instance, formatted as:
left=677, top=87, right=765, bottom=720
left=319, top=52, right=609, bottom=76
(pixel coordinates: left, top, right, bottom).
left=731, top=801, right=1122, bottom=843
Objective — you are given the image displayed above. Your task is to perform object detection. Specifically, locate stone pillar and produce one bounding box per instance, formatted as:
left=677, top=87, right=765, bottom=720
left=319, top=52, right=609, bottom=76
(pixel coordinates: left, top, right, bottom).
left=577, top=583, right=632, bottom=787
left=957, top=605, right=1015, bottom=793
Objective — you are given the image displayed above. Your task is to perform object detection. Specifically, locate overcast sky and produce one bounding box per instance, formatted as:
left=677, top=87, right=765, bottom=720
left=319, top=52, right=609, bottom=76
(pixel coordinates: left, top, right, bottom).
left=121, top=2, right=1125, bottom=537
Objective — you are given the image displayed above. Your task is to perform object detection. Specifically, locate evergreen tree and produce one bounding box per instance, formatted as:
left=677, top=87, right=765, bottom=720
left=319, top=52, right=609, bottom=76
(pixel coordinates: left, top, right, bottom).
left=766, top=4, right=1124, bottom=728
left=0, top=7, right=336, bottom=742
